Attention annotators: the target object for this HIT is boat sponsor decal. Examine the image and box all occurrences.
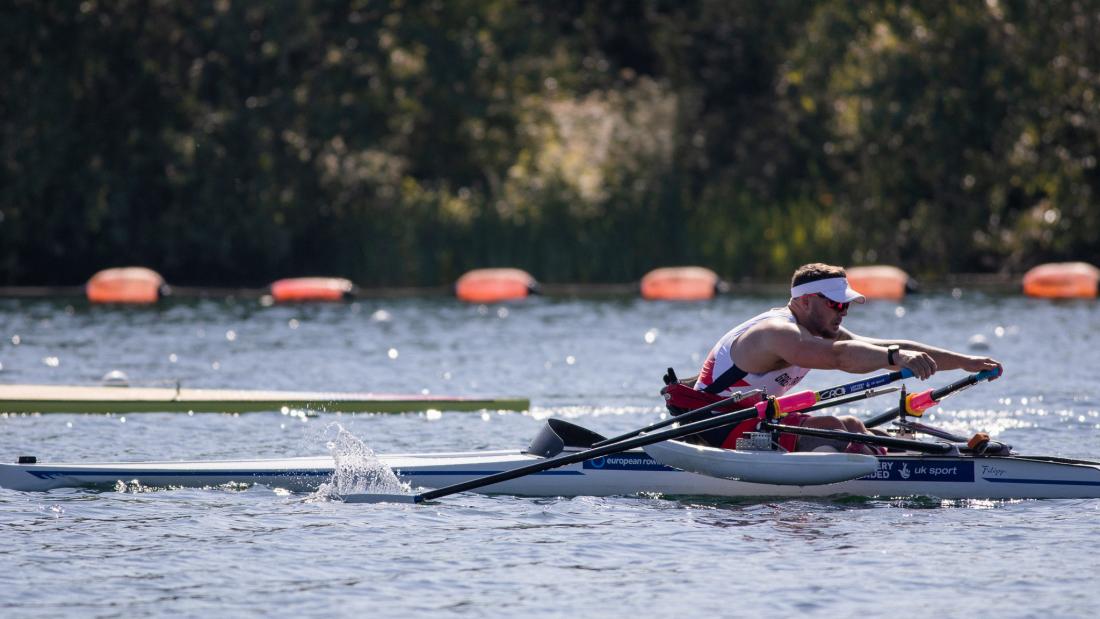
[583,453,675,471]
[981,464,1008,479]
[818,386,849,399]
[861,459,974,482]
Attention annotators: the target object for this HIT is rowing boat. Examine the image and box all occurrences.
[5,420,1100,499]
[7,370,1094,501]
[4,445,1099,500]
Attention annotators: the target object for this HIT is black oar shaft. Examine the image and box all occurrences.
[590,392,754,448]
[413,387,894,502]
[758,422,953,454]
[415,409,757,502]
[897,421,970,443]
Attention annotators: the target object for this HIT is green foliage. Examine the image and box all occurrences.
[1,0,1097,285]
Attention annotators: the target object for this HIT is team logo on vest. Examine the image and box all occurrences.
[771,372,805,391]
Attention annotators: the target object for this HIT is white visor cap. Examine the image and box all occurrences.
[790,277,866,304]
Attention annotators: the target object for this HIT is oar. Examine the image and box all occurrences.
[591,369,913,447]
[586,390,761,449]
[757,420,955,454]
[864,368,1002,429]
[589,389,763,448]
[344,381,901,504]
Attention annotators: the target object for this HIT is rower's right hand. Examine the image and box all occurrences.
[961,356,1002,376]
[898,349,937,380]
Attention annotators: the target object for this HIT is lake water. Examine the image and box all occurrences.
[2,293,1099,617]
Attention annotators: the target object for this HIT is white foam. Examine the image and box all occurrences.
[311,423,410,501]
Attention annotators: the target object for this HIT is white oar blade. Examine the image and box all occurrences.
[342,493,420,504]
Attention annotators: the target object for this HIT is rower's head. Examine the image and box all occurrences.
[788,263,866,337]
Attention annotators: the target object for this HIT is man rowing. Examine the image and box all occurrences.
[669,263,1002,454]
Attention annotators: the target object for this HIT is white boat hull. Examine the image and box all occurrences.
[5,448,1100,500]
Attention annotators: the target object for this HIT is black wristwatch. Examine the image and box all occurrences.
[887,344,900,365]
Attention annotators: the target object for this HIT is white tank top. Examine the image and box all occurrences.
[693,307,811,397]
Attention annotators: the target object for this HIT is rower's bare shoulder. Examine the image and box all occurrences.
[741,317,803,347]
[733,319,794,371]
[760,320,841,368]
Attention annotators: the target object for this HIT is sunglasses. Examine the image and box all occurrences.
[815,293,850,312]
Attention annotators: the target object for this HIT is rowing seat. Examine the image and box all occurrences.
[660,368,767,447]
[660,368,757,416]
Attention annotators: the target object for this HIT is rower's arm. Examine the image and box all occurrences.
[764,323,906,374]
[843,328,1002,374]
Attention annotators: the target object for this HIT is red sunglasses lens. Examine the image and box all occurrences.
[817,294,849,311]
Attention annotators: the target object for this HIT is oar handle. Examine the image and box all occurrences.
[930,368,1000,400]
[865,368,1001,429]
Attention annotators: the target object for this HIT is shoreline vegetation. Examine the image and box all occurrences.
[4,2,1099,287]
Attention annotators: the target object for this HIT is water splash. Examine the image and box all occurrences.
[311,423,410,501]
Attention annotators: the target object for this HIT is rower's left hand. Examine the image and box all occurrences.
[962,356,1002,376]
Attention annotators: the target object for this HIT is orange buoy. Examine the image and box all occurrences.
[640,267,720,301]
[455,268,537,303]
[270,277,356,303]
[1022,262,1099,299]
[846,265,909,300]
[86,267,167,304]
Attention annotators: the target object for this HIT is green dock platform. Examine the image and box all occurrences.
[0,384,529,414]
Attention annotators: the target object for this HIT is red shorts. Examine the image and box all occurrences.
[720,412,812,452]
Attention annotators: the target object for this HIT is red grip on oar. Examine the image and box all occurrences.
[755,390,818,418]
[904,389,937,415]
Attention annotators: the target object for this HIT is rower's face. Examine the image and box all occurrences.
[809,294,848,337]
